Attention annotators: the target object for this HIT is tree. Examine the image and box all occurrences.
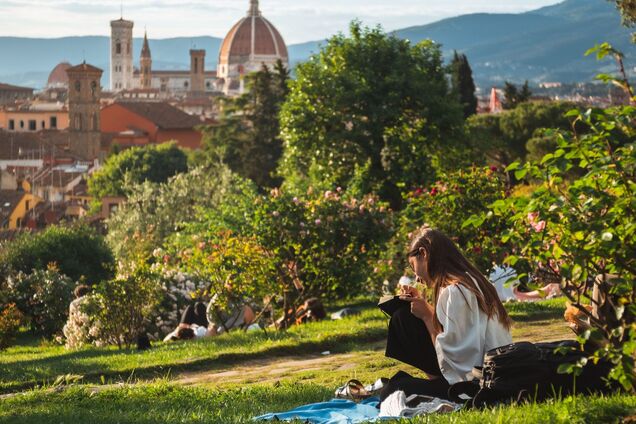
[0,223,114,284]
[278,22,463,208]
[450,51,478,118]
[88,142,188,202]
[502,81,532,109]
[202,60,289,189]
[466,101,575,166]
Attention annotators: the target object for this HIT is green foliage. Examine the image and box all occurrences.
[172,186,394,313]
[502,81,532,110]
[201,61,289,189]
[84,264,163,349]
[106,165,237,262]
[378,167,510,284]
[279,21,463,208]
[6,265,75,338]
[466,101,576,166]
[0,224,114,284]
[0,303,22,350]
[489,104,636,390]
[450,51,478,118]
[88,142,188,202]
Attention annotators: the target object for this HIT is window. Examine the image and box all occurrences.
[50,116,57,129]
[92,113,98,131]
[25,200,30,211]
[116,40,121,54]
[8,119,14,130]
[75,80,81,92]
[20,120,24,129]
[184,81,189,88]
[28,120,36,131]
[194,57,198,72]
[16,218,22,228]
[75,114,82,131]
[91,81,97,97]
[41,120,45,129]
[206,81,211,89]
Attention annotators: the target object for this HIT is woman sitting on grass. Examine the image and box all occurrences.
[382,226,513,400]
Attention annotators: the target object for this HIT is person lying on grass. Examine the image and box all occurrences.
[163,301,256,341]
[381,225,513,401]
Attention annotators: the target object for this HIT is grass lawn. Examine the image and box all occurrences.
[0,298,634,423]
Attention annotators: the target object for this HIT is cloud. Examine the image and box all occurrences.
[0,0,562,43]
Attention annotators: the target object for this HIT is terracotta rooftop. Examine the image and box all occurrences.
[0,189,26,227]
[66,62,103,74]
[114,101,202,129]
[0,83,33,92]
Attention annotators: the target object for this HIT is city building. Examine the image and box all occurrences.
[66,62,103,161]
[100,101,203,149]
[110,17,135,91]
[0,83,34,106]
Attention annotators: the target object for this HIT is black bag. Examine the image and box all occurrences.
[377,295,411,317]
[448,340,614,408]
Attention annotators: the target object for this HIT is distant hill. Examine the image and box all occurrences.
[0,0,633,89]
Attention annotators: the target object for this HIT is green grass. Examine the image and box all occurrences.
[0,383,633,424]
[1,297,632,423]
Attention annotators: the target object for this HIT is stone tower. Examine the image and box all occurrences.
[66,62,103,161]
[140,31,152,89]
[110,17,134,91]
[190,49,206,93]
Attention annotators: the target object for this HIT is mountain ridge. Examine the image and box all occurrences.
[0,0,633,89]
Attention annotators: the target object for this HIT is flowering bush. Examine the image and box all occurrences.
[377,166,511,285]
[62,295,98,349]
[486,105,635,390]
[7,265,75,338]
[82,264,163,349]
[0,303,22,350]
[170,186,394,319]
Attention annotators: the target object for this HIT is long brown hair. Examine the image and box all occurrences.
[407,226,512,331]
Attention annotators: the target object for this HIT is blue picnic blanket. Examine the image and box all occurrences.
[254,397,392,424]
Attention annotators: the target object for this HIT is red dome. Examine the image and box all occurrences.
[219,4,288,64]
[47,62,72,87]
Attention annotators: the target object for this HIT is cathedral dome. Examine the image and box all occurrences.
[47,62,72,88]
[218,0,288,73]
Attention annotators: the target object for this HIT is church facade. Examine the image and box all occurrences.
[108,0,288,97]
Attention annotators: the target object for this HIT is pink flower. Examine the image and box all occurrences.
[197,242,206,250]
[324,191,333,199]
[429,188,438,196]
[490,166,498,172]
[336,187,343,193]
[527,212,539,224]
[532,220,546,232]
[272,211,280,217]
[293,197,300,204]
[414,188,423,196]
[315,219,322,226]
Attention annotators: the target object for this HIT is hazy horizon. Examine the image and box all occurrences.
[0,0,563,44]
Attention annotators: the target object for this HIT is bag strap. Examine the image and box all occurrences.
[447,380,480,405]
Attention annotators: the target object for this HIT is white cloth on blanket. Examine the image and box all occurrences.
[434,274,513,385]
[379,390,460,417]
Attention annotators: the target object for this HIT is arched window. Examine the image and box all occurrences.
[116,39,121,54]
[184,81,189,88]
[75,80,81,92]
[91,81,97,97]
[194,58,198,72]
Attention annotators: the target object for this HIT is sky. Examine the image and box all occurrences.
[0,0,564,44]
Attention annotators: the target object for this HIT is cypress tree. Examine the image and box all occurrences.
[450,51,478,118]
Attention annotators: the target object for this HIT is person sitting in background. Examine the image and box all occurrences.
[206,295,256,336]
[164,302,210,341]
[490,264,561,302]
[274,297,327,329]
[63,284,93,349]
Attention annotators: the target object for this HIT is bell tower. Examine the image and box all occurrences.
[190,49,206,93]
[110,17,134,91]
[66,62,103,161]
[140,31,152,89]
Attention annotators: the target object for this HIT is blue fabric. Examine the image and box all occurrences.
[254,397,389,424]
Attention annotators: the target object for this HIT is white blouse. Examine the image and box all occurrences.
[434,278,512,385]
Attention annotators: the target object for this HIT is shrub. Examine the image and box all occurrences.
[0,224,114,284]
[6,265,75,338]
[0,303,22,350]
[486,105,635,390]
[378,166,511,285]
[83,264,162,348]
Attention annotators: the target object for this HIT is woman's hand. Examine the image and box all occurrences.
[400,296,434,322]
[399,285,421,299]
